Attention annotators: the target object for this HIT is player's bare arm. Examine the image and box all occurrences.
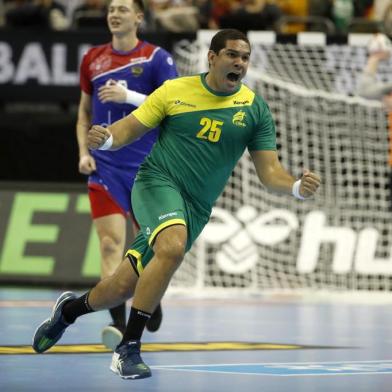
[98,80,147,106]
[98,82,127,103]
[76,92,96,174]
[87,114,151,150]
[250,150,320,198]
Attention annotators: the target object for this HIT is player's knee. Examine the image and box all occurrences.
[155,237,186,267]
[153,225,187,269]
[100,235,122,257]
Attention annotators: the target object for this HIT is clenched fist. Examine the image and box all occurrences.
[79,154,96,175]
[88,125,112,150]
[299,170,321,198]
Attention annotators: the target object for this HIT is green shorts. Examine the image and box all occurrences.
[126,177,209,274]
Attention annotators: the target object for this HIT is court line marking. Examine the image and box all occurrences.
[0,341,346,355]
[152,359,392,377]
[151,367,392,377]
[154,359,392,367]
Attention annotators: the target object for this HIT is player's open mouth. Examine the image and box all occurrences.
[227,72,240,82]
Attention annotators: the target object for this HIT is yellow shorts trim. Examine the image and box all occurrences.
[126,249,144,275]
[149,218,186,246]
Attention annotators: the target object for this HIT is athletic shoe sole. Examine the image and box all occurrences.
[102,325,123,351]
[32,291,75,353]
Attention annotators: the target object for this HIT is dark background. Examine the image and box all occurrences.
[0,29,195,184]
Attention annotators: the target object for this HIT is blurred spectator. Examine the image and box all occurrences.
[56,0,85,21]
[331,0,375,33]
[277,0,308,18]
[219,0,283,32]
[354,0,374,19]
[384,3,392,36]
[208,0,241,29]
[72,0,107,28]
[331,0,353,32]
[148,0,199,32]
[72,0,107,15]
[5,0,68,29]
[357,33,392,107]
[195,0,212,29]
[277,0,375,33]
[0,0,5,27]
[308,0,332,18]
[374,0,390,20]
[276,0,309,32]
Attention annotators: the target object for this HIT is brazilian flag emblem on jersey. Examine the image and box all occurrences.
[233,110,246,127]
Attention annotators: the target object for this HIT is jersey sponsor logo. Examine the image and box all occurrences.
[232,111,246,127]
[131,66,143,77]
[233,100,249,105]
[89,54,112,77]
[159,212,178,220]
[129,56,147,64]
[174,99,196,108]
[167,57,174,66]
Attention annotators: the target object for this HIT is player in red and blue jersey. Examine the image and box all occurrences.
[75,0,178,350]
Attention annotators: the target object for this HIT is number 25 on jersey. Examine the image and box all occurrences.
[196,117,223,143]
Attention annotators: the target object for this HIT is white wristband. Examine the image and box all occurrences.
[98,134,113,150]
[125,89,146,107]
[292,179,306,200]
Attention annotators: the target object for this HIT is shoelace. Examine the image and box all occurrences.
[45,318,68,338]
[118,346,141,365]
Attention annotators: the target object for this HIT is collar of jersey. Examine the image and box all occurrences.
[111,40,143,56]
[200,72,241,97]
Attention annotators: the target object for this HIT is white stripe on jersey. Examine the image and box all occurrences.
[91,47,161,82]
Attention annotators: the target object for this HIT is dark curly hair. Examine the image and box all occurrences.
[209,29,250,54]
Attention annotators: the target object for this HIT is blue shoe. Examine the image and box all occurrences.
[146,303,162,333]
[32,291,76,353]
[110,340,151,379]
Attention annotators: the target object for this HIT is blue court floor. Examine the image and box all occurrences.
[1,287,392,391]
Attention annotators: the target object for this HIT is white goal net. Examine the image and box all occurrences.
[169,31,392,298]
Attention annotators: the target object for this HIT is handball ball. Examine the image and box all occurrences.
[367,33,392,55]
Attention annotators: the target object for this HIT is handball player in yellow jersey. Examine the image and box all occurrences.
[33,29,321,380]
